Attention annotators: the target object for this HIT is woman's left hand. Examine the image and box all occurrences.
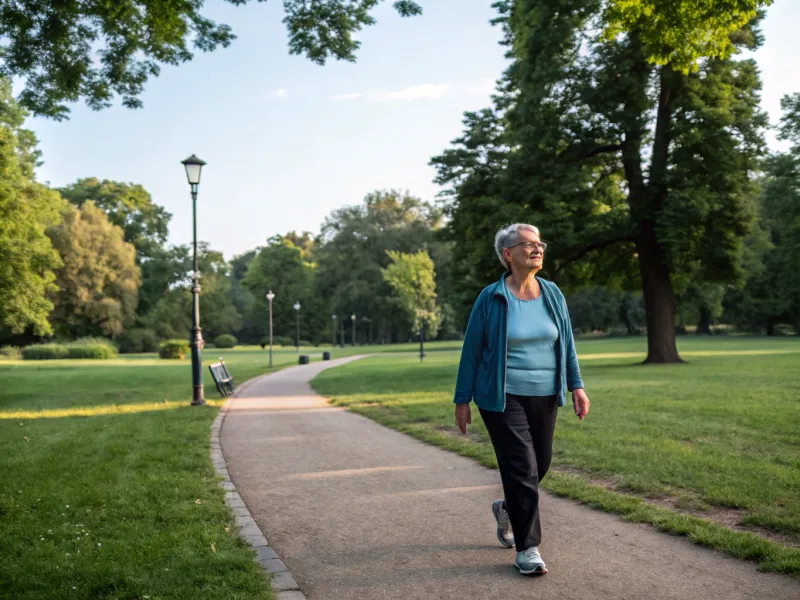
[572,388,590,420]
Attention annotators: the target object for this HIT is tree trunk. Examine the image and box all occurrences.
[766,318,774,336]
[637,223,683,363]
[696,306,712,335]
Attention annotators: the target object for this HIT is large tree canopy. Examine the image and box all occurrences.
[1,0,773,119]
[0,0,422,119]
[59,178,171,261]
[0,79,63,336]
[47,201,141,338]
[433,0,767,362]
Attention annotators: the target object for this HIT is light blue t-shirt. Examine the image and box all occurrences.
[503,280,559,396]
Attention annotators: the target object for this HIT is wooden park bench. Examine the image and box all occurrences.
[208,358,234,397]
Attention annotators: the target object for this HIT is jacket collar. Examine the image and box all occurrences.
[491,272,549,298]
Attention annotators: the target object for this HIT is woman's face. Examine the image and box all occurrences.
[503,229,545,274]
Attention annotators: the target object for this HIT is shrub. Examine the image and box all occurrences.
[0,346,21,360]
[203,342,216,349]
[273,336,294,347]
[299,339,313,348]
[159,339,189,359]
[118,328,160,354]
[22,343,69,360]
[66,338,118,359]
[213,334,237,348]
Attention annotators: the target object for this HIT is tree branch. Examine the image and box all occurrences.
[554,233,636,273]
[558,142,623,162]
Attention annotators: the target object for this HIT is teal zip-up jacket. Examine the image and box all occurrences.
[453,274,584,412]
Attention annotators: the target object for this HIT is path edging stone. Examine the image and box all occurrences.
[210,373,305,600]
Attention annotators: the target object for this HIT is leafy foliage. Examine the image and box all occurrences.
[46,201,141,339]
[59,178,171,261]
[433,0,768,361]
[0,0,422,119]
[213,333,238,348]
[159,339,189,360]
[382,249,441,335]
[0,80,63,336]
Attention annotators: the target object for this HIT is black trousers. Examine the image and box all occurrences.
[480,393,558,551]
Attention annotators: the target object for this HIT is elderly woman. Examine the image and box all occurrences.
[453,223,589,576]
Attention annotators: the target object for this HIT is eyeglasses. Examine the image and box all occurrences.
[506,241,547,252]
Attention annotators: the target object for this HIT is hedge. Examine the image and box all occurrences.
[22,338,117,360]
[0,346,22,360]
[159,339,189,359]
[213,334,237,348]
[118,328,160,354]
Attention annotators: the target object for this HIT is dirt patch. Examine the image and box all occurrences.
[551,466,800,549]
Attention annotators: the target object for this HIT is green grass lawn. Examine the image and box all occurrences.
[0,341,452,599]
[312,336,800,575]
[0,344,333,600]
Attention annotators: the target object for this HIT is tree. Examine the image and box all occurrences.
[140,243,242,341]
[59,178,171,261]
[381,249,441,337]
[314,190,444,343]
[0,0,423,119]
[725,94,800,334]
[0,79,63,337]
[242,235,320,343]
[47,201,141,338]
[433,1,767,363]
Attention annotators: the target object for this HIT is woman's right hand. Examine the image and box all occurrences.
[455,403,471,434]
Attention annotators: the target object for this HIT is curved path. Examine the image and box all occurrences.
[220,356,798,600]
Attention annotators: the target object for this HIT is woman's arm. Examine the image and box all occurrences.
[453,292,486,404]
[560,291,584,392]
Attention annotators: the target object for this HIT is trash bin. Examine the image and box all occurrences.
[322,351,331,361]
[299,355,310,365]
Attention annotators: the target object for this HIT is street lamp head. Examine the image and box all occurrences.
[181,154,206,186]
[266,290,275,301]
[332,314,337,320]
[351,314,356,321]
[294,301,301,311]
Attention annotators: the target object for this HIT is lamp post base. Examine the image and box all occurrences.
[191,385,206,406]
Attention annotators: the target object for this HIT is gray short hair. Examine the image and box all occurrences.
[494,223,541,270]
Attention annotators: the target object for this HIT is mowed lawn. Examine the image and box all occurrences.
[312,336,800,575]
[0,345,349,600]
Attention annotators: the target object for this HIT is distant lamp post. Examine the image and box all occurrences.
[362,316,372,346]
[266,290,275,368]
[351,314,357,346]
[419,320,425,362]
[331,314,337,347]
[294,301,301,352]
[181,154,207,406]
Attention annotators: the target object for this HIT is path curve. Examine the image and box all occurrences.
[220,356,798,600]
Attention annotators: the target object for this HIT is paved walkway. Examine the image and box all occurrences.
[220,357,798,600]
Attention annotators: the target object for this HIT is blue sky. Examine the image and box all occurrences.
[28,0,800,260]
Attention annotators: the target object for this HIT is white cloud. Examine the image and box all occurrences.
[369,83,451,102]
[330,92,361,101]
[271,88,287,99]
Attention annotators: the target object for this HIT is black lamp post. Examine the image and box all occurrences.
[266,290,275,368]
[362,316,372,346]
[331,314,337,347]
[181,154,207,406]
[351,313,357,346]
[294,301,301,352]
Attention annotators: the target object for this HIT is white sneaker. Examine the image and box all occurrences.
[515,546,547,575]
[491,500,514,548]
